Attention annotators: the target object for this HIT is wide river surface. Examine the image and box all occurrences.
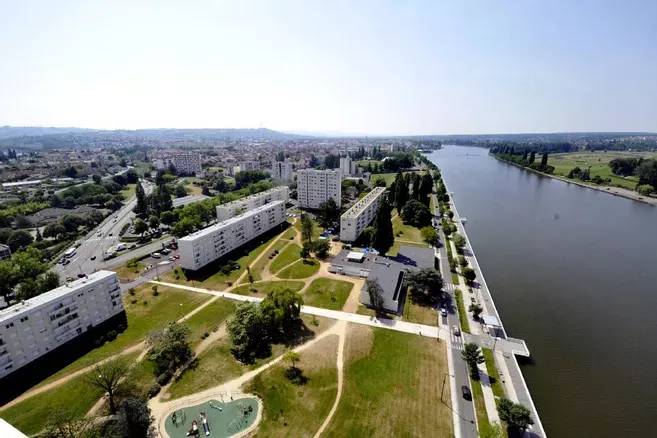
[427,145,657,438]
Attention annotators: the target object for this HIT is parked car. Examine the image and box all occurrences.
[151,252,161,259]
[441,308,447,317]
[90,255,96,261]
[161,248,171,255]
[129,243,137,249]
[97,231,102,237]
[63,259,71,266]
[58,258,66,264]
[174,254,180,260]
[108,232,113,236]
[461,385,472,401]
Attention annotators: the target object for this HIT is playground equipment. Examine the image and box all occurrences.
[226,401,254,433]
[172,409,187,428]
[186,420,199,437]
[200,411,210,436]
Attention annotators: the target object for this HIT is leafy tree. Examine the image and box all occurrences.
[148,215,160,230]
[540,152,549,166]
[637,184,654,196]
[362,226,376,246]
[134,181,148,216]
[393,172,409,212]
[14,215,32,228]
[462,342,484,377]
[420,226,440,246]
[174,184,189,198]
[148,322,193,376]
[463,267,477,285]
[312,239,330,259]
[0,228,13,244]
[497,397,534,435]
[284,350,301,369]
[234,170,269,188]
[65,166,78,178]
[400,200,432,228]
[275,151,285,162]
[171,217,196,238]
[228,302,271,362]
[61,214,85,232]
[365,278,385,313]
[201,185,211,196]
[160,210,175,229]
[92,174,102,185]
[260,288,304,333]
[125,169,139,184]
[7,229,33,252]
[417,173,434,203]
[521,150,528,161]
[528,151,536,164]
[113,174,127,186]
[0,263,17,304]
[113,398,156,438]
[300,244,310,261]
[300,213,314,243]
[458,255,468,267]
[309,155,319,168]
[372,196,394,255]
[134,219,149,237]
[324,153,340,169]
[35,227,43,242]
[318,198,340,228]
[373,176,387,187]
[452,234,466,253]
[469,303,483,319]
[84,358,130,414]
[404,267,444,305]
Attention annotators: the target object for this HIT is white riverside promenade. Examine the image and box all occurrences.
[443,179,547,437]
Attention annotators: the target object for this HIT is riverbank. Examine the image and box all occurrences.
[491,155,657,206]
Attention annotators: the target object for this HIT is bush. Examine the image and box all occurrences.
[143,300,148,306]
[157,371,173,386]
[106,330,118,341]
[131,299,137,304]
[119,222,130,236]
[128,288,136,296]
[147,384,161,398]
[95,336,106,347]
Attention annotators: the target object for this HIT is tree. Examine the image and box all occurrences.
[393,172,409,212]
[7,230,33,252]
[134,219,149,237]
[228,302,271,362]
[420,226,440,246]
[463,267,477,285]
[65,166,78,178]
[148,215,160,230]
[452,234,466,253]
[300,244,310,261]
[43,223,66,239]
[373,176,387,187]
[113,398,156,438]
[372,196,394,255]
[61,214,85,232]
[84,358,130,414]
[300,213,314,243]
[521,150,528,161]
[417,173,434,203]
[462,342,484,376]
[318,198,340,228]
[365,278,385,313]
[43,407,94,438]
[35,227,43,242]
[284,350,301,369]
[497,397,534,435]
[528,151,536,164]
[309,155,319,168]
[125,169,139,184]
[362,226,376,246]
[637,184,654,196]
[148,322,193,376]
[174,184,189,198]
[113,174,127,186]
[400,200,432,228]
[469,303,483,319]
[404,267,444,305]
[201,185,211,196]
[0,227,13,244]
[171,217,196,238]
[160,210,175,229]
[14,215,32,228]
[540,152,549,166]
[312,239,330,259]
[275,151,285,162]
[0,263,18,304]
[134,181,148,216]
[260,288,304,333]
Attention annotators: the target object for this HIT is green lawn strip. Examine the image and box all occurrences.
[242,335,339,437]
[482,348,505,398]
[244,239,291,283]
[388,240,428,257]
[403,293,438,326]
[232,281,305,298]
[183,298,237,348]
[36,285,210,386]
[120,183,136,200]
[277,259,320,279]
[323,326,453,437]
[121,354,158,397]
[376,171,425,187]
[269,243,302,274]
[392,215,423,242]
[281,228,296,239]
[303,278,354,310]
[471,378,491,430]
[454,289,471,334]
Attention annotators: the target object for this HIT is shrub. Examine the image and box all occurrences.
[157,371,173,386]
[128,288,136,296]
[143,300,148,306]
[106,330,118,341]
[131,299,137,304]
[147,384,161,398]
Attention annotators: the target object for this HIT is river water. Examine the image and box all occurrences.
[427,145,657,438]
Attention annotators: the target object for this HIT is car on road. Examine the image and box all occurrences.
[97,231,102,237]
[58,258,66,264]
[174,254,180,260]
[151,252,161,259]
[169,256,175,261]
[77,273,85,278]
[161,248,171,255]
[441,308,447,317]
[108,232,113,236]
[129,243,137,249]
[452,325,461,336]
[63,259,71,266]
[461,385,472,400]
[90,255,96,260]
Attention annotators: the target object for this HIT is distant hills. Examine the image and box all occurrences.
[0,126,93,140]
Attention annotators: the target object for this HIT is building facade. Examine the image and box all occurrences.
[155,153,202,175]
[297,169,341,209]
[339,186,386,242]
[271,162,293,182]
[180,201,286,271]
[216,186,289,221]
[238,161,260,172]
[0,244,11,261]
[339,156,358,176]
[0,271,123,379]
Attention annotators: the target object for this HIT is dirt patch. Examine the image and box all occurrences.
[344,323,374,363]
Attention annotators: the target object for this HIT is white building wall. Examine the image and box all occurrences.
[238,161,260,172]
[297,169,341,209]
[340,157,352,176]
[271,162,293,182]
[216,187,288,221]
[154,153,201,174]
[340,187,386,242]
[0,271,123,378]
[180,201,286,271]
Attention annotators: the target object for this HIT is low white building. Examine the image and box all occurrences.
[179,200,286,271]
[216,186,289,221]
[339,187,386,242]
[155,153,202,175]
[297,169,341,209]
[238,161,260,172]
[0,271,123,379]
[271,161,293,182]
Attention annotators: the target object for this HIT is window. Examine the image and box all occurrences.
[5,322,14,329]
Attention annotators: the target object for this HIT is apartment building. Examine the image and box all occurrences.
[271,161,293,182]
[297,169,341,209]
[238,161,260,172]
[180,201,286,271]
[0,271,123,379]
[339,156,358,176]
[339,187,386,242]
[155,153,202,175]
[216,186,289,221]
[0,244,11,261]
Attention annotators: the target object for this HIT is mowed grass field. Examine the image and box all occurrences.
[549,152,656,189]
[376,170,426,187]
[303,278,354,310]
[323,324,453,438]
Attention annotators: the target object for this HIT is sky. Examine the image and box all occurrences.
[1,0,656,135]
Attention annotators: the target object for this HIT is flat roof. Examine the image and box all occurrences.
[346,251,365,261]
[331,249,377,270]
[0,270,117,323]
[172,195,210,208]
[394,245,435,269]
[482,315,501,327]
[364,261,406,302]
[341,187,386,219]
[217,186,287,208]
[180,200,284,242]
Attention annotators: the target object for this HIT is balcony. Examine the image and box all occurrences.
[0,348,8,358]
[50,304,78,321]
[55,318,80,336]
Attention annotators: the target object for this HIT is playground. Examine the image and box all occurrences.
[163,398,259,438]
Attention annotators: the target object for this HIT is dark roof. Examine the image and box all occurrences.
[331,249,377,270]
[366,261,406,302]
[394,245,435,269]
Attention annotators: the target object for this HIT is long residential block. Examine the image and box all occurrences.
[297,169,341,209]
[180,200,286,271]
[0,271,123,379]
[216,186,289,221]
[340,186,386,241]
[154,153,201,175]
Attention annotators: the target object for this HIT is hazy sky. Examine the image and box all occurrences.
[1,0,656,135]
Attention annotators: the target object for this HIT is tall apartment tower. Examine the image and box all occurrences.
[297,169,341,209]
[271,162,293,182]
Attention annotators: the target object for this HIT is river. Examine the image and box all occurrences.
[427,145,657,438]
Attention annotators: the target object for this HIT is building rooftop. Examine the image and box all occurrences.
[217,186,287,208]
[180,200,284,241]
[332,249,378,270]
[366,261,406,303]
[394,245,435,269]
[172,195,211,208]
[342,187,386,219]
[0,270,117,323]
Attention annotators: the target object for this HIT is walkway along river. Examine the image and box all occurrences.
[427,145,657,438]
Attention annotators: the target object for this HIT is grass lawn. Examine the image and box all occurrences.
[277,259,320,279]
[482,348,505,399]
[471,378,490,430]
[403,293,439,326]
[323,325,453,437]
[281,228,296,239]
[269,243,302,274]
[355,305,399,320]
[243,239,291,283]
[232,280,305,297]
[392,215,424,242]
[188,185,203,195]
[120,354,158,398]
[549,151,656,189]
[242,335,339,437]
[376,170,426,187]
[182,298,237,347]
[303,278,354,310]
[113,263,143,281]
[293,217,324,241]
[38,284,210,385]
[454,289,471,334]
[120,183,136,200]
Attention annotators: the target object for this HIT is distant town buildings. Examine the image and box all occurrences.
[179,200,286,271]
[340,187,386,242]
[238,161,260,172]
[0,244,11,261]
[215,186,288,221]
[271,162,293,182]
[0,271,123,379]
[155,153,202,175]
[297,169,341,209]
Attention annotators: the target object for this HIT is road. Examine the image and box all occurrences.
[53,179,153,279]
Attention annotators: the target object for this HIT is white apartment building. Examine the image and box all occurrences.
[297,169,342,209]
[155,153,202,175]
[0,271,123,379]
[339,156,358,176]
[271,161,293,182]
[340,187,386,242]
[180,201,286,271]
[216,186,289,221]
[238,161,260,172]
